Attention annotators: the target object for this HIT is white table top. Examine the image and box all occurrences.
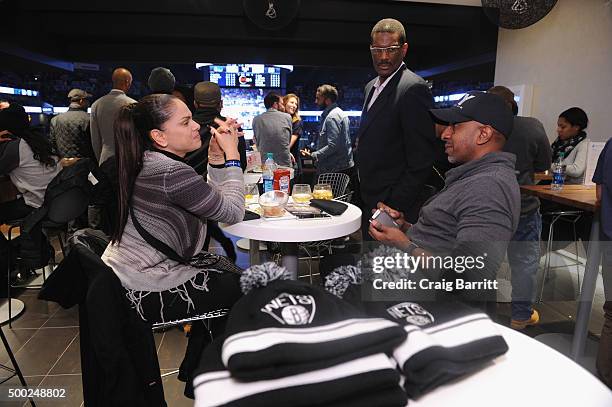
[412,324,612,407]
[221,202,362,243]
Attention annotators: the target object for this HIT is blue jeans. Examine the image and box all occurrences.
[507,210,542,320]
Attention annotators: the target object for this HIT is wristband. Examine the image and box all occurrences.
[224,160,241,168]
[210,163,225,169]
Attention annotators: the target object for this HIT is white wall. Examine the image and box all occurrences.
[494,0,612,142]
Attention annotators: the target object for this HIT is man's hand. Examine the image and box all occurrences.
[373,202,411,232]
[0,130,13,142]
[368,220,411,250]
[300,148,312,157]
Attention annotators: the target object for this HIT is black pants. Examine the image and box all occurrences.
[597,235,612,389]
[0,199,46,289]
[137,264,242,399]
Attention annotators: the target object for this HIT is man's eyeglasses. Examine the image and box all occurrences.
[369,45,403,55]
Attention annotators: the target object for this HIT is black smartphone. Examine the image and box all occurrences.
[369,209,399,228]
[295,212,332,220]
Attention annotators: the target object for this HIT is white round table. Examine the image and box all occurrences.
[412,324,612,407]
[221,203,362,278]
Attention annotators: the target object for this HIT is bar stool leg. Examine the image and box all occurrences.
[6,224,17,329]
[0,326,36,406]
[539,216,557,302]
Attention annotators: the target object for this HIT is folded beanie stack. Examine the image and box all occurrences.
[193,263,408,407]
[326,263,509,399]
[194,337,406,407]
[360,298,508,398]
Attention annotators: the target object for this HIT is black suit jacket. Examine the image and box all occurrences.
[355,65,442,222]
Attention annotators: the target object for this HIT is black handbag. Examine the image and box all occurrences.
[309,199,348,216]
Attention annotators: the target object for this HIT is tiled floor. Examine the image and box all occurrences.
[0,232,609,406]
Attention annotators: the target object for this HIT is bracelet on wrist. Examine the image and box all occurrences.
[224,160,241,168]
[210,163,225,169]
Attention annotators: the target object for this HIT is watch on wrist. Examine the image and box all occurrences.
[406,241,420,256]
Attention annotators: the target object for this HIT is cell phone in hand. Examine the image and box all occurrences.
[369,209,399,229]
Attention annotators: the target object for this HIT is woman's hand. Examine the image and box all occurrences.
[208,135,225,165]
[211,117,240,161]
[224,117,244,138]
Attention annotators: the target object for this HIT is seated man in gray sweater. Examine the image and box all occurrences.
[369,92,521,305]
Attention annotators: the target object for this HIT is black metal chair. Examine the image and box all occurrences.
[298,172,354,283]
[6,187,90,327]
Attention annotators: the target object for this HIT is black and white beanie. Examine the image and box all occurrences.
[221,263,407,381]
[193,336,407,407]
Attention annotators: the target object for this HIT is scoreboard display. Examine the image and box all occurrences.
[209,64,281,88]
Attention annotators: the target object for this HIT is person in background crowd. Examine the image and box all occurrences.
[49,88,94,160]
[301,84,354,181]
[369,92,520,310]
[355,18,441,239]
[148,66,176,95]
[252,92,292,167]
[283,93,303,172]
[551,107,589,184]
[0,103,61,276]
[488,85,552,330]
[102,93,244,328]
[185,81,246,262]
[592,137,612,389]
[90,67,136,164]
[173,84,195,113]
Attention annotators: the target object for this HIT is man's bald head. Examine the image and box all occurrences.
[112,68,133,92]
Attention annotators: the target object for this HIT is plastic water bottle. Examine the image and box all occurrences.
[551,152,565,191]
[262,153,276,193]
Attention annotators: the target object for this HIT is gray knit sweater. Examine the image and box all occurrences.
[102,151,244,292]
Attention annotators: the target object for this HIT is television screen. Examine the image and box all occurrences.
[209,64,281,88]
[220,88,272,140]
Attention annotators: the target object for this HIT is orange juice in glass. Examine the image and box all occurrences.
[312,184,333,200]
[292,184,312,205]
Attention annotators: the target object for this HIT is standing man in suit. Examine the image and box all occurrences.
[90,67,136,164]
[355,18,441,238]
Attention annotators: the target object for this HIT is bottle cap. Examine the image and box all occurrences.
[266,152,273,159]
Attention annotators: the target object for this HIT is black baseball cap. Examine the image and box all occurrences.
[429,91,513,138]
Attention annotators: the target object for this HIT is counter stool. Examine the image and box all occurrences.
[538,210,585,302]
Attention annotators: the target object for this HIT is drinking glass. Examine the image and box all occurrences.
[244,183,260,206]
[312,184,333,200]
[292,184,312,205]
